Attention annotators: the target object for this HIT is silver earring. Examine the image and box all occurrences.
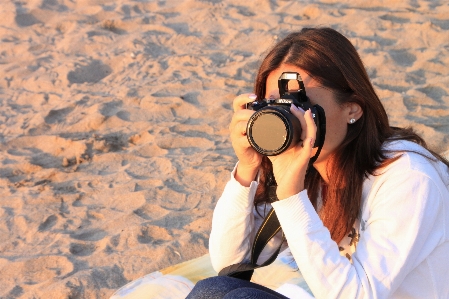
[349,118,356,124]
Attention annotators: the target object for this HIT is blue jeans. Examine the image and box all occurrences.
[186,276,289,299]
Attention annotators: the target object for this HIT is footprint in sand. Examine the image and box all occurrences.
[14,3,41,28]
[417,85,448,102]
[137,225,171,245]
[405,69,426,85]
[99,100,123,117]
[389,49,416,67]
[379,14,410,24]
[69,243,96,256]
[431,18,449,30]
[150,212,193,230]
[70,229,107,242]
[133,204,170,220]
[5,286,24,298]
[44,107,74,124]
[38,215,58,232]
[67,60,112,84]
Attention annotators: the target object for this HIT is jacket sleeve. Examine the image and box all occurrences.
[271,160,444,299]
[208,164,259,272]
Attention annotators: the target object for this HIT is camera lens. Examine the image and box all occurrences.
[247,107,300,156]
[251,113,287,151]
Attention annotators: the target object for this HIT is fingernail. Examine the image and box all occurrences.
[291,104,299,110]
[249,94,257,100]
[310,137,314,146]
[308,109,313,117]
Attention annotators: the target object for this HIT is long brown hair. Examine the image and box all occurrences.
[253,27,449,243]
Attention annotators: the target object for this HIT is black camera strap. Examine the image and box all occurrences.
[218,186,284,281]
[309,105,326,165]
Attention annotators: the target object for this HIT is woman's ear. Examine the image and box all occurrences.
[346,102,363,124]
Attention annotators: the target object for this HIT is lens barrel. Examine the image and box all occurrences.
[246,106,301,156]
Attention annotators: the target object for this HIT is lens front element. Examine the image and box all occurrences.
[247,107,296,156]
[251,113,287,152]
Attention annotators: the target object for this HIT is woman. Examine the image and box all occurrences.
[187,28,449,298]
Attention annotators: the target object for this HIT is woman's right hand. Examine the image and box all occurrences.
[229,94,263,186]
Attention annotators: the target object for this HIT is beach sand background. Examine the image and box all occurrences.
[0,0,448,298]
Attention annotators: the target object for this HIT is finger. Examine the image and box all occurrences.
[302,109,317,151]
[236,120,249,137]
[233,134,252,149]
[229,109,255,131]
[230,125,252,150]
[290,105,307,141]
[233,94,258,112]
[230,120,249,143]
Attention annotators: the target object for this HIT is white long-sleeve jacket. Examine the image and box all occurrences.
[209,140,449,298]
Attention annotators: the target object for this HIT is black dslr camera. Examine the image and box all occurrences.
[246,72,326,156]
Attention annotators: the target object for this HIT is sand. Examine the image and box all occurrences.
[0,0,448,298]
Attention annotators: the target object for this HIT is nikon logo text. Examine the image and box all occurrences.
[278,99,292,104]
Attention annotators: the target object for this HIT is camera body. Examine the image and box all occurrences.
[246,72,326,156]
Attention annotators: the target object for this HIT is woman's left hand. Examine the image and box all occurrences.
[268,105,317,200]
